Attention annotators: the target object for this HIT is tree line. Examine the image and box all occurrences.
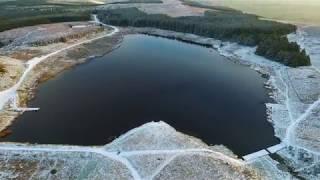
[96,8,310,67]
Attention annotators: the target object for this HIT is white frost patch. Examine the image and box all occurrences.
[248,155,292,180]
[0,143,141,179]
[283,26,320,154]
[0,122,251,180]
[208,24,320,178]
[72,25,89,28]
[213,25,320,157]
[216,42,281,69]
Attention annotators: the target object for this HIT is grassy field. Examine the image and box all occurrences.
[184,0,320,25]
[0,0,166,32]
[180,0,239,12]
[0,0,95,32]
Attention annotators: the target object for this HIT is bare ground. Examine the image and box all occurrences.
[0,21,124,134]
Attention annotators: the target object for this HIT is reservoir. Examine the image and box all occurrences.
[1,34,279,156]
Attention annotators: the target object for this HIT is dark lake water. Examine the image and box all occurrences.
[2,34,279,156]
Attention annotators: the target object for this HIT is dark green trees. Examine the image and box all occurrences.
[97,8,310,67]
[256,36,310,67]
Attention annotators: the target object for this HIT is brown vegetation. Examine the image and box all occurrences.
[30,27,104,46]
[0,63,6,74]
[0,129,12,138]
[9,50,42,61]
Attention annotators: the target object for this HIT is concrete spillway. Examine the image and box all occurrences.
[242,143,286,162]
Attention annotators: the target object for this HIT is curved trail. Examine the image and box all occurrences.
[282,67,320,157]
[0,16,246,179]
[277,68,294,127]
[0,17,119,111]
[0,144,244,180]
[283,29,320,153]
[0,145,141,179]
[278,61,320,154]
[3,13,319,179]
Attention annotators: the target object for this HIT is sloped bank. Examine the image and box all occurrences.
[0,19,262,179]
[1,15,319,179]
[124,27,320,179]
[0,22,123,134]
[0,122,260,179]
[3,24,318,178]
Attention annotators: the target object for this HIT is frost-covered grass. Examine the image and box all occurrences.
[0,15,119,111]
[0,122,256,180]
[210,25,320,179]
[180,0,239,12]
[155,23,320,178]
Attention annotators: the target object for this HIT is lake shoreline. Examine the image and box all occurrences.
[0,27,273,140]
[0,20,320,178]
[0,24,125,135]
[0,24,317,146]
[0,26,301,146]
[127,27,320,179]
